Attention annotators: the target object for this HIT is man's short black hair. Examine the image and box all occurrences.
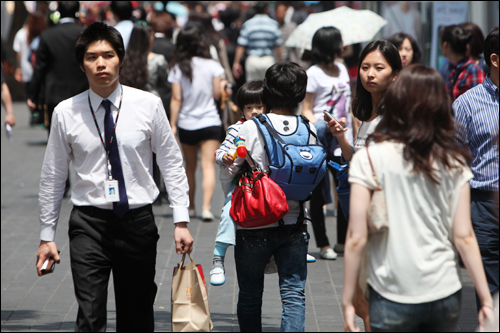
[255,2,268,14]
[110,1,133,21]
[58,1,80,19]
[74,22,125,67]
[263,62,307,113]
[484,27,499,68]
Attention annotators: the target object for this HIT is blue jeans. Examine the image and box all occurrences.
[471,189,499,310]
[235,224,308,332]
[369,287,461,332]
[215,184,237,246]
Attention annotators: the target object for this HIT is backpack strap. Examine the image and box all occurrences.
[256,114,287,145]
[300,115,318,142]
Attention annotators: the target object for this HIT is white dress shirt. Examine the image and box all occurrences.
[39,84,190,241]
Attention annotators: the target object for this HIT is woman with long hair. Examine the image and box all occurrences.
[168,25,224,221]
[302,26,353,260]
[328,40,402,162]
[327,40,402,331]
[342,64,494,332]
[119,25,150,90]
[14,11,48,85]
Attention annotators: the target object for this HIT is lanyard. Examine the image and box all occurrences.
[88,87,124,180]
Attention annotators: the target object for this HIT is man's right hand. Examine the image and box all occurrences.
[14,68,23,82]
[36,240,60,277]
[27,98,37,113]
[232,63,243,79]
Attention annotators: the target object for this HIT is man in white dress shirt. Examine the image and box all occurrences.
[35,22,193,332]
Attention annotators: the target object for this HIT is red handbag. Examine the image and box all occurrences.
[230,170,289,228]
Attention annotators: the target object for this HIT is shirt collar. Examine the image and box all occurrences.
[115,20,134,28]
[483,74,499,97]
[451,56,473,70]
[59,18,75,24]
[88,84,122,113]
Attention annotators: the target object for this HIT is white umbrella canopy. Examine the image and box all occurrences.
[285,6,387,50]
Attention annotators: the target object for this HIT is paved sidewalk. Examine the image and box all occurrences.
[2,102,479,331]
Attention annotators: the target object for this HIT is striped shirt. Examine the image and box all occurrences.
[237,14,282,57]
[453,74,499,191]
[216,118,246,167]
[216,118,246,195]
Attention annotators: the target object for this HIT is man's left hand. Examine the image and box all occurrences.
[174,222,193,254]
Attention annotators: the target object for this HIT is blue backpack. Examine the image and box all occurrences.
[253,114,327,201]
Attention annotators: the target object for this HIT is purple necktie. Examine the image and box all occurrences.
[102,99,129,217]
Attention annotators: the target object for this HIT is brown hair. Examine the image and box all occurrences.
[27,12,48,45]
[368,64,472,185]
[150,11,174,38]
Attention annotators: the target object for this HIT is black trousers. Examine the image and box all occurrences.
[310,156,348,248]
[69,205,159,332]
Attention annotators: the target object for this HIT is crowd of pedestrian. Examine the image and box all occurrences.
[1,1,498,332]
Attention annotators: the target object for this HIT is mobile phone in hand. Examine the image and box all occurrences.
[41,251,60,276]
[323,110,344,131]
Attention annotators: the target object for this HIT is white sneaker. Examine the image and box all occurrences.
[189,209,196,218]
[202,210,214,221]
[320,248,338,260]
[210,267,225,286]
[307,254,316,263]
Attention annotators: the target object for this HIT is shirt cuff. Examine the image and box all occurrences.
[40,223,57,242]
[172,207,190,224]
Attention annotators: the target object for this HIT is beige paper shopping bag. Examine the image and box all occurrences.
[171,253,213,332]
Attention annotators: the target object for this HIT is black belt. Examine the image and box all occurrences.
[74,204,152,219]
[471,189,499,201]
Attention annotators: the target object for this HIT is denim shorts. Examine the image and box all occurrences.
[369,286,461,332]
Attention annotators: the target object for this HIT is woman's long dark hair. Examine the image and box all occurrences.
[368,64,472,185]
[169,25,211,82]
[352,40,402,121]
[119,24,151,89]
[310,26,343,66]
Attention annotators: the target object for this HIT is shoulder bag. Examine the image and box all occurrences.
[366,146,389,233]
[230,154,289,228]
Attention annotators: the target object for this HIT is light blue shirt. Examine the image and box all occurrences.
[237,14,282,57]
[114,20,134,50]
[453,74,499,191]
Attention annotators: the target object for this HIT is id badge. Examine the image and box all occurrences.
[105,180,120,202]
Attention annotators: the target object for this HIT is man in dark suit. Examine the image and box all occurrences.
[150,10,175,63]
[28,1,88,136]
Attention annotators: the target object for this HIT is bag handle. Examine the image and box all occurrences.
[178,253,195,269]
[366,146,379,187]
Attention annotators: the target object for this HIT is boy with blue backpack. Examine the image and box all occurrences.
[225,62,327,332]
